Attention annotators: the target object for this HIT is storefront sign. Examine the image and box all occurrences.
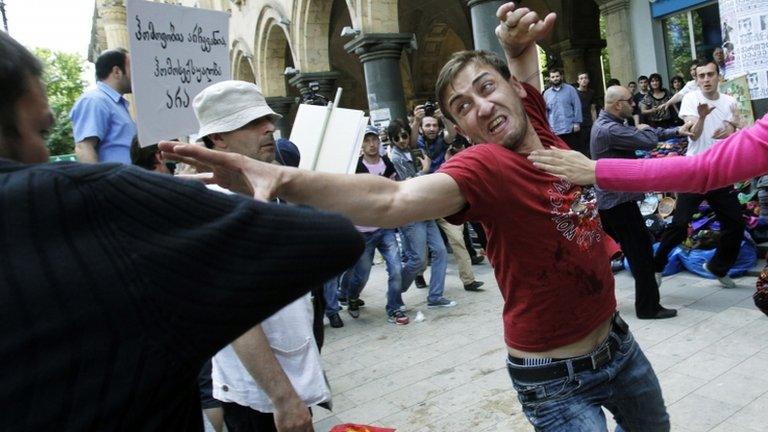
[126,0,230,146]
[720,0,768,100]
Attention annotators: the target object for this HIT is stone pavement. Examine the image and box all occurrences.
[312,260,768,432]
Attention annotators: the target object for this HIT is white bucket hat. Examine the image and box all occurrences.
[193,80,282,138]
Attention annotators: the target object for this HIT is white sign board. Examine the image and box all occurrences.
[290,104,368,174]
[720,0,768,100]
[126,0,230,146]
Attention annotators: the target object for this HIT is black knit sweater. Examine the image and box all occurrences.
[0,160,363,431]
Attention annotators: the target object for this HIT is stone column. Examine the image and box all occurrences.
[466,0,505,58]
[595,0,636,86]
[100,4,130,50]
[287,71,341,101]
[345,33,412,123]
[265,96,296,138]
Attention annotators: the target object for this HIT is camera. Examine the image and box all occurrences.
[300,81,329,106]
[423,101,437,117]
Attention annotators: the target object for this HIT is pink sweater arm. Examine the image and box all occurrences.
[596,115,768,193]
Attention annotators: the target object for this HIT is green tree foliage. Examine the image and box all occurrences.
[33,48,86,156]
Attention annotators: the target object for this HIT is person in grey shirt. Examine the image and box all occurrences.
[591,85,692,319]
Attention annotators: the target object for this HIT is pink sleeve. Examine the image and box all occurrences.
[595,115,768,193]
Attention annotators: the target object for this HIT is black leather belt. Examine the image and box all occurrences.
[507,313,629,382]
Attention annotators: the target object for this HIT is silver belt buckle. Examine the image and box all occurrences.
[590,344,612,369]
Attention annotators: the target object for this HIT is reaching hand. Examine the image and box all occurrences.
[696,102,715,119]
[495,2,557,59]
[712,120,735,139]
[527,148,597,185]
[413,105,426,124]
[159,141,282,201]
[418,154,432,173]
[678,121,695,137]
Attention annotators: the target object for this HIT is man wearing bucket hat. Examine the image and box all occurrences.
[194,80,328,432]
[591,85,693,320]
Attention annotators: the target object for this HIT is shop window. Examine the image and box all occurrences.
[661,2,721,79]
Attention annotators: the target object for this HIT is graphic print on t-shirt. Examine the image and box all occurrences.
[548,179,603,251]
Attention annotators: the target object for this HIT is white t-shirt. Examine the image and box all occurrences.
[678,80,698,98]
[679,90,737,156]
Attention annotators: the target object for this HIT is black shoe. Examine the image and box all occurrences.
[637,307,678,320]
[464,280,485,291]
[348,299,361,319]
[471,255,485,265]
[415,275,427,289]
[328,313,344,328]
[610,259,624,273]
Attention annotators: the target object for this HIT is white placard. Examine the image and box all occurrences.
[126,0,230,146]
[290,104,368,174]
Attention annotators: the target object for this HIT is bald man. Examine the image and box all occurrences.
[590,86,692,319]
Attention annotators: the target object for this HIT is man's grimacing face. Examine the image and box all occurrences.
[215,117,277,163]
[443,63,528,152]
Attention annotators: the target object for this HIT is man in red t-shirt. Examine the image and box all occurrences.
[161,3,669,431]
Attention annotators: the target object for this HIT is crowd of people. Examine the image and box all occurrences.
[2,1,765,431]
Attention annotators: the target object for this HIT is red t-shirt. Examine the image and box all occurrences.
[439,83,616,352]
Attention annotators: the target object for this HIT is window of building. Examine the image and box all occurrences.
[661,1,721,79]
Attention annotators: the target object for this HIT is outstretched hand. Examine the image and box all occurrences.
[527,148,597,186]
[495,2,557,59]
[159,141,282,201]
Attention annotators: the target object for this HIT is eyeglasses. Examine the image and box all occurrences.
[393,132,409,141]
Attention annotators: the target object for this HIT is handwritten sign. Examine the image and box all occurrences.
[720,0,768,100]
[126,0,230,147]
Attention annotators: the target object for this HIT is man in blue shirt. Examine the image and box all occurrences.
[543,68,582,151]
[71,48,136,164]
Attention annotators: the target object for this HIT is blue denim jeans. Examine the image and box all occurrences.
[323,275,342,317]
[507,321,669,431]
[348,229,403,316]
[399,220,448,303]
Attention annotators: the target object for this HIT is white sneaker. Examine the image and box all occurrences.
[703,263,737,289]
[655,272,663,288]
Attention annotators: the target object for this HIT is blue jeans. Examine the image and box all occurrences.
[399,220,448,303]
[348,229,403,316]
[507,320,669,431]
[323,275,342,317]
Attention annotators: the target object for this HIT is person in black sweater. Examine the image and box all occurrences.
[0,31,363,431]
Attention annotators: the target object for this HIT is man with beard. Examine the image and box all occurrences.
[71,48,136,164]
[162,3,670,431]
[543,68,582,150]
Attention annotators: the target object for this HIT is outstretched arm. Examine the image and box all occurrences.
[495,2,556,92]
[159,142,467,228]
[528,114,768,193]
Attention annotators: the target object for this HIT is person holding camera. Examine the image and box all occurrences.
[410,104,485,292]
[388,119,456,308]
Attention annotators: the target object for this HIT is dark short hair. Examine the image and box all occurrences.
[648,73,663,83]
[628,81,636,86]
[95,48,129,81]
[130,135,160,170]
[607,78,622,87]
[435,50,511,124]
[548,68,563,76]
[0,31,44,144]
[695,58,719,75]
[577,72,589,78]
[637,75,648,82]
[387,119,411,142]
[670,75,685,86]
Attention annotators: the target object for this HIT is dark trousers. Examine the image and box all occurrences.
[463,223,478,258]
[654,187,745,277]
[576,125,592,157]
[558,132,581,154]
[600,201,661,316]
[222,402,277,432]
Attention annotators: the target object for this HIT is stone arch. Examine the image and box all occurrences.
[293,0,360,72]
[411,22,468,101]
[255,6,297,96]
[328,0,366,110]
[231,38,257,83]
